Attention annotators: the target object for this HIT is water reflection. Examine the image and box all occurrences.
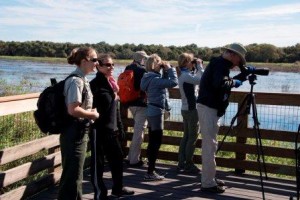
[1,59,300,132]
[1,60,299,94]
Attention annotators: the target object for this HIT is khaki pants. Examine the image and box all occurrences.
[197,103,220,188]
[127,106,147,164]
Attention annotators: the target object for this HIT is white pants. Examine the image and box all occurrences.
[127,106,147,164]
[197,103,220,188]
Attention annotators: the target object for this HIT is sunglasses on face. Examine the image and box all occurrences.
[88,58,98,63]
[101,63,114,67]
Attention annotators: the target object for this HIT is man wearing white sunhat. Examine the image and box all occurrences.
[125,51,149,167]
[196,43,247,193]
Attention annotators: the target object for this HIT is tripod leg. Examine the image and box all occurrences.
[297,147,300,200]
[217,94,251,153]
[296,124,300,200]
[252,94,268,179]
[251,93,267,200]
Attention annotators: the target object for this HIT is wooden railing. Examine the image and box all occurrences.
[1,90,300,199]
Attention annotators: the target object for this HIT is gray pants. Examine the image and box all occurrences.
[178,109,199,168]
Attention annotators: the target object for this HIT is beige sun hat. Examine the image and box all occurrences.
[133,51,149,63]
[222,43,247,64]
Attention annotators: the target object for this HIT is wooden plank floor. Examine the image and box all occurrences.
[30,163,297,200]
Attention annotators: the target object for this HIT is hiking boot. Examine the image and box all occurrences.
[99,196,112,200]
[201,185,225,193]
[128,160,145,167]
[111,187,135,197]
[184,164,201,174]
[215,178,225,186]
[144,171,165,181]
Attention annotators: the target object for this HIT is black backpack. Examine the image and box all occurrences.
[34,74,85,134]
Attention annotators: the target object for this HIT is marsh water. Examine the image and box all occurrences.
[1,59,300,132]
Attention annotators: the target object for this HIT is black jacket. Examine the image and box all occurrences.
[197,56,243,116]
[90,72,124,135]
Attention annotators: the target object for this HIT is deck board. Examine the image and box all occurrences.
[29,163,297,200]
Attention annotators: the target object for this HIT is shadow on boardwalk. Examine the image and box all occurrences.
[30,163,297,200]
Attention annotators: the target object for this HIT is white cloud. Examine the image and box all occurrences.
[0,0,299,47]
[240,3,300,18]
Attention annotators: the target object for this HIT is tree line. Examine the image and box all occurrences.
[0,40,299,63]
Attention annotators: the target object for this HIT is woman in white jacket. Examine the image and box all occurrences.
[176,53,204,174]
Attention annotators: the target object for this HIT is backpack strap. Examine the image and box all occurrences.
[64,74,87,104]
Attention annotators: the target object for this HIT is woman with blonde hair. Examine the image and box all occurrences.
[141,54,178,181]
[176,53,204,174]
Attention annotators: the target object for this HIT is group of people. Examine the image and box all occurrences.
[57,42,248,199]
[58,48,134,200]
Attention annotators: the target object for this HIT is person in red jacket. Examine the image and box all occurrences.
[125,51,149,167]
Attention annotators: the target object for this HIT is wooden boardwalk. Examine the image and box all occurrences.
[29,163,297,200]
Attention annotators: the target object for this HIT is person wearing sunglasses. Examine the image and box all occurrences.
[140,54,178,181]
[58,47,100,200]
[89,54,134,199]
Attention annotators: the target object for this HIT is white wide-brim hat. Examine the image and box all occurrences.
[222,43,247,64]
[133,51,149,63]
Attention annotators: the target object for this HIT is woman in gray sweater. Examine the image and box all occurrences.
[176,53,204,174]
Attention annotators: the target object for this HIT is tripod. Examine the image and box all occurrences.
[217,74,268,200]
[294,124,300,200]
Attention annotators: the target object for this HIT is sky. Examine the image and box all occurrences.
[0,0,299,48]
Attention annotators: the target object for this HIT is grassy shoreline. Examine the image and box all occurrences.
[1,55,300,72]
[0,55,132,65]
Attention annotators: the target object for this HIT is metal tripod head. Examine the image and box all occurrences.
[248,74,257,93]
[246,74,257,114]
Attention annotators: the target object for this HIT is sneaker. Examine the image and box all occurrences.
[111,187,135,197]
[176,166,185,173]
[201,185,225,193]
[184,165,201,174]
[155,170,167,177]
[144,172,165,181]
[215,178,225,186]
[128,160,145,167]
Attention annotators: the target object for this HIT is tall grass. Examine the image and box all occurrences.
[0,55,132,66]
[0,78,36,96]
[0,111,46,195]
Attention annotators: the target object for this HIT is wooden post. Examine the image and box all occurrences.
[235,94,248,174]
[48,145,61,174]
